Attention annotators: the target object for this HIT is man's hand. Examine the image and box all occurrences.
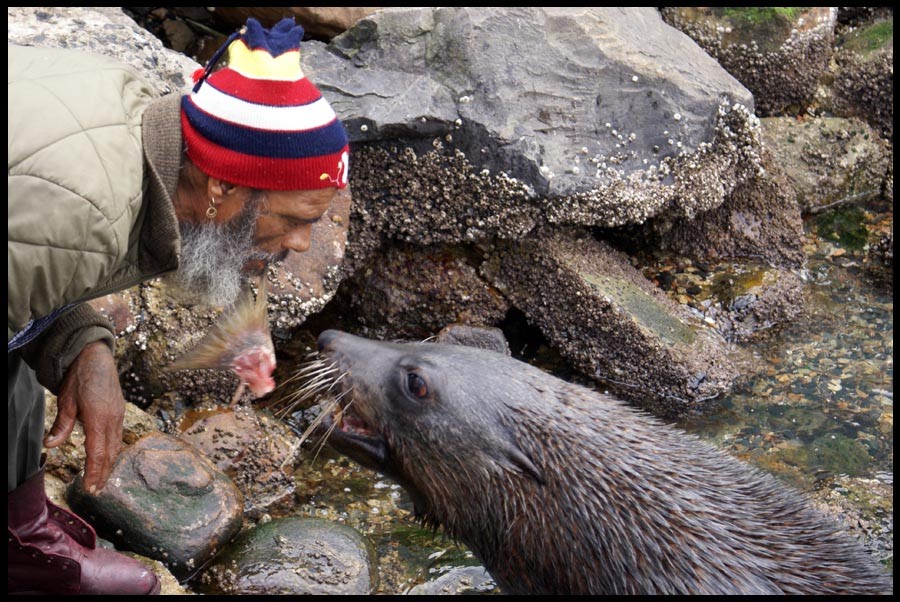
[44,341,125,494]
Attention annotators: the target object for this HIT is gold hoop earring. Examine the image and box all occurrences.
[206,197,218,219]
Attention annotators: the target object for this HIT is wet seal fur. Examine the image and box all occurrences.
[306,330,892,595]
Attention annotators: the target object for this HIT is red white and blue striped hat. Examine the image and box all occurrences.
[181,18,349,190]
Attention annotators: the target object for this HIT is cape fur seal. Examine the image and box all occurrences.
[300,329,891,595]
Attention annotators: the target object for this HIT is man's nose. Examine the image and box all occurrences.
[280,224,312,253]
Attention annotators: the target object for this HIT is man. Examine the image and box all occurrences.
[8,18,349,594]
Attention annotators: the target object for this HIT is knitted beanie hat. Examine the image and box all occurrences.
[181,18,349,190]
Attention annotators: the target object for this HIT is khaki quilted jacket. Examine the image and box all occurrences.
[8,44,182,391]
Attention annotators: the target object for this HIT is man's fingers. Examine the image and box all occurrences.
[44,395,77,448]
[82,427,121,494]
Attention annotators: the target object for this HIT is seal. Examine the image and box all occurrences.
[302,330,892,595]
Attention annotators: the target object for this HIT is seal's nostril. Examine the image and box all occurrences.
[317,329,340,351]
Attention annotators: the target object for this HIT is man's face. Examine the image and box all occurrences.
[167,187,336,307]
[245,187,337,273]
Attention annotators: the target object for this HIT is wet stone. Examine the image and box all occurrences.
[811,474,894,568]
[714,267,805,342]
[407,565,500,595]
[44,394,159,482]
[178,404,301,519]
[200,517,377,595]
[66,432,243,580]
[865,229,893,288]
[125,554,189,596]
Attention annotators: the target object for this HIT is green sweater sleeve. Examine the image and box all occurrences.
[18,303,116,395]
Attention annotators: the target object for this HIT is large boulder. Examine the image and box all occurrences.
[831,17,893,138]
[7,6,196,94]
[482,228,738,417]
[661,7,838,116]
[760,116,891,213]
[308,6,757,243]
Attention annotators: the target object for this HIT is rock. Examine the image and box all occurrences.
[866,229,893,288]
[435,324,511,356]
[211,7,381,40]
[344,144,538,257]
[760,116,891,213]
[200,517,377,595]
[66,432,243,580]
[711,267,805,342]
[338,243,509,340]
[7,6,197,95]
[308,7,757,240]
[482,228,738,418]
[407,565,499,595]
[178,404,301,518]
[837,8,894,29]
[44,393,160,481]
[831,18,893,138]
[88,291,137,339]
[162,17,195,53]
[45,471,71,509]
[266,188,353,334]
[127,554,189,596]
[661,7,838,116]
[123,401,160,444]
[647,151,805,268]
[811,474,894,567]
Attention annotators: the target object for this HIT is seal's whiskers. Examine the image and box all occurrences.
[274,357,337,390]
[309,396,356,464]
[291,388,344,446]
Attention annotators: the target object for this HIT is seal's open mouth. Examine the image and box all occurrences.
[316,378,391,472]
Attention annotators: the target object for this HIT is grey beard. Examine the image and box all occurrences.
[165,192,272,308]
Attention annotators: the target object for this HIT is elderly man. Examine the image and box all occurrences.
[8,18,348,594]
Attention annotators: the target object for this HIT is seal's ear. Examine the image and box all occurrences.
[503,443,545,485]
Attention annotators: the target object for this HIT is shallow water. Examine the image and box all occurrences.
[270,209,893,593]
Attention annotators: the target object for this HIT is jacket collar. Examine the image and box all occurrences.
[140,93,183,275]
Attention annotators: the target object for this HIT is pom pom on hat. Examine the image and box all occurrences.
[181,18,349,190]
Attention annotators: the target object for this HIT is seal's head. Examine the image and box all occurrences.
[313,329,545,516]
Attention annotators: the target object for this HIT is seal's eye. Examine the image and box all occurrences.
[406,372,429,399]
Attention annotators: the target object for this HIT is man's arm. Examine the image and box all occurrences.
[18,303,124,492]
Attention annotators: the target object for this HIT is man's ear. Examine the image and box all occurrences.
[207,177,237,199]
